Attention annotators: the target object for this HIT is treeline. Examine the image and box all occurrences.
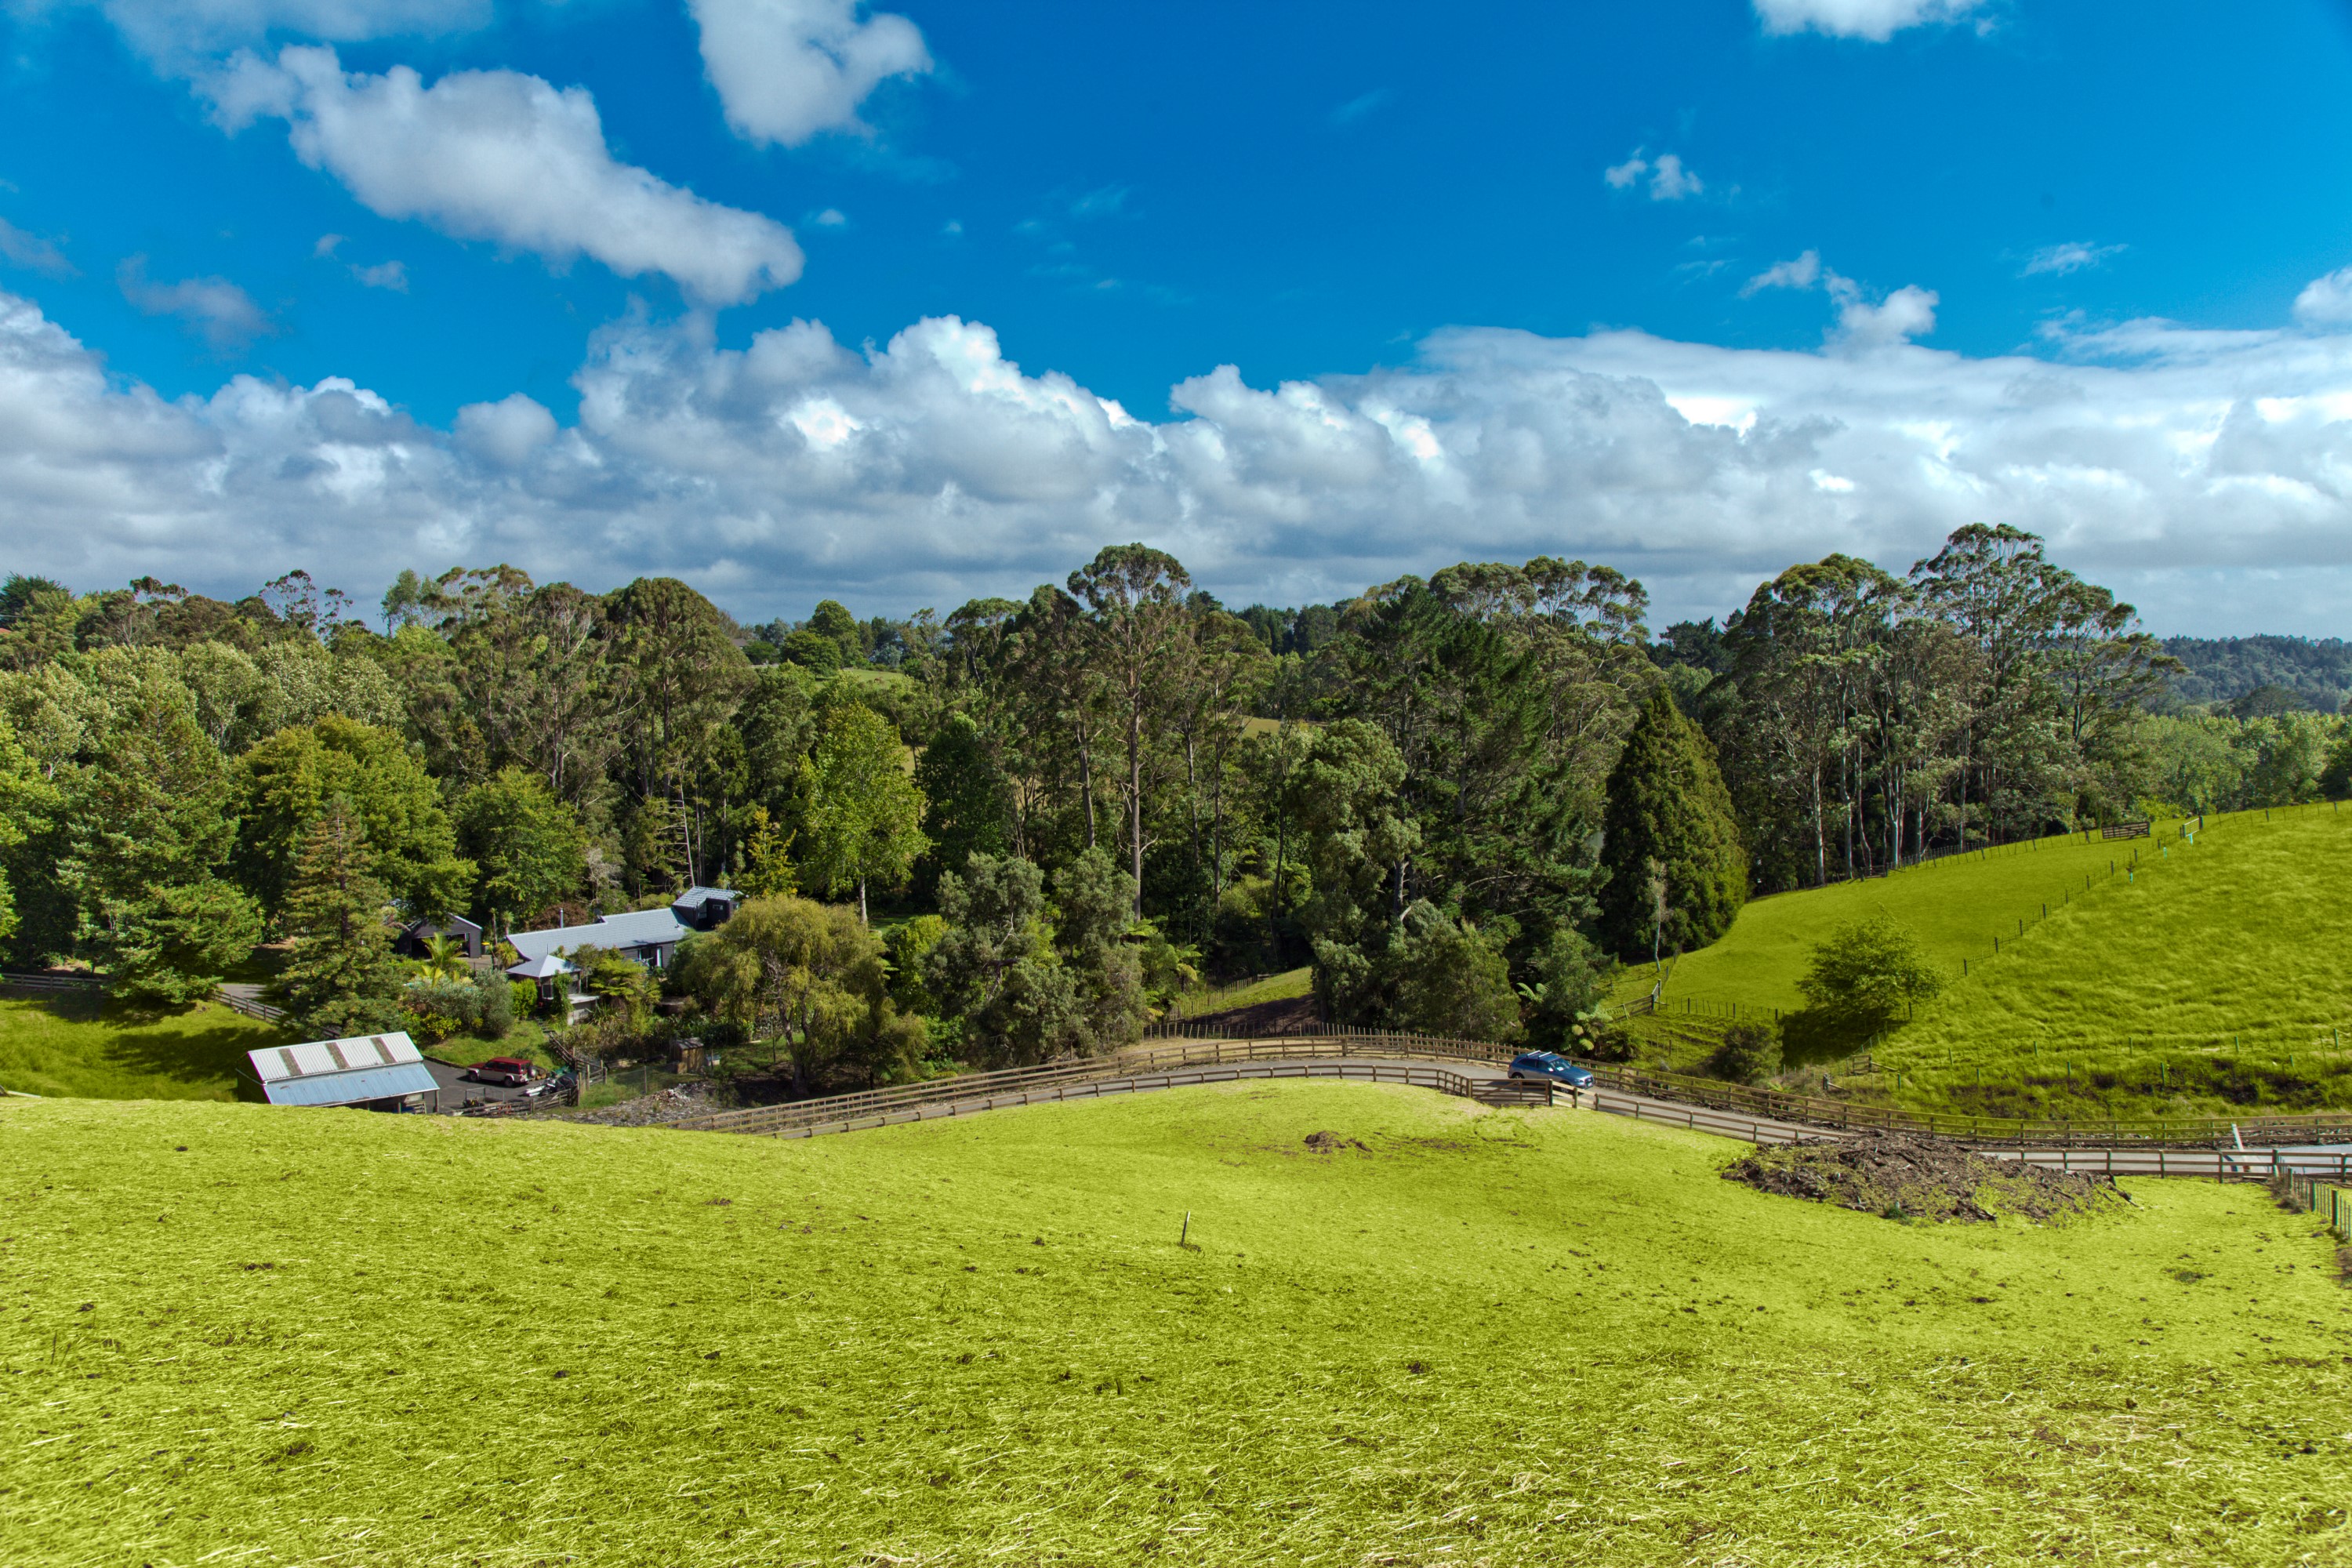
[0,528,2344,1090]
[2160,634,2352,714]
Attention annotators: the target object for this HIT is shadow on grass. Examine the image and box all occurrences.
[7,992,283,1101]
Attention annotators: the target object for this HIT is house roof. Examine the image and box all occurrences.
[671,885,742,909]
[505,953,575,979]
[405,914,483,936]
[505,907,691,964]
[249,1032,439,1107]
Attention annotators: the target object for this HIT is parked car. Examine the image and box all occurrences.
[1508,1051,1594,1088]
[463,1056,536,1087]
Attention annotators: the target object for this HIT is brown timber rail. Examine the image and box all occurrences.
[680,1061,1491,1140]
[664,1029,2352,1152]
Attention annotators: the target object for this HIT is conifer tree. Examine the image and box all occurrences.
[274,797,405,1039]
[1598,684,1747,962]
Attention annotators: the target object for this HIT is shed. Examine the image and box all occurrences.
[249,1032,439,1110]
[670,886,743,931]
[394,914,485,960]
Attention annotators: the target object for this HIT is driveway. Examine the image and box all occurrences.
[420,1057,538,1113]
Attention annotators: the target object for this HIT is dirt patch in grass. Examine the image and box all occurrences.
[1723,1133,2126,1223]
[1182,994,1319,1036]
[1301,1130,1367,1153]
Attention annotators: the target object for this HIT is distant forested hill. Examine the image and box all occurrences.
[2161,635,2352,712]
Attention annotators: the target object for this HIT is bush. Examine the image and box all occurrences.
[476,969,513,1040]
[1711,1021,1782,1084]
[509,979,539,1020]
[1391,903,1520,1043]
[1571,1018,1639,1062]
[401,978,482,1043]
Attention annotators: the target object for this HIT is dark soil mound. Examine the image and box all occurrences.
[1302,1130,1367,1153]
[1722,1133,2125,1223]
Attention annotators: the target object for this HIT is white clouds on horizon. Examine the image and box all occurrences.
[208,46,804,307]
[1753,0,1988,42]
[3,277,2352,633]
[1604,148,1704,201]
[688,0,931,148]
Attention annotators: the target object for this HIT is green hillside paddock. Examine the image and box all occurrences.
[0,994,283,1102]
[4,1085,2347,1565]
[1628,804,2352,1116]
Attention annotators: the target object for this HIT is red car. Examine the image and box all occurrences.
[463,1057,536,1087]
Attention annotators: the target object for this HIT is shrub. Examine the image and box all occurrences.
[1711,1021,1782,1084]
[509,979,539,1020]
[1570,1018,1639,1062]
[1517,926,1613,1051]
[476,969,513,1040]
[1797,909,1943,1036]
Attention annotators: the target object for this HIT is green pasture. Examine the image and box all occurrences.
[1617,812,2205,1014]
[1623,803,2352,1114]
[4,1082,2347,1565]
[0,993,283,1101]
[1891,804,2352,1113]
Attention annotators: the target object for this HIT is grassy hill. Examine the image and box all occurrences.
[5,1083,2347,1564]
[1624,803,2352,1114]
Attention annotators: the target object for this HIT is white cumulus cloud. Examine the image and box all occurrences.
[2295,267,2352,328]
[1743,252,1935,347]
[1754,0,1987,41]
[1604,148,1704,201]
[4,276,2352,633]
[688,0,931,147]
[209,45,804,306]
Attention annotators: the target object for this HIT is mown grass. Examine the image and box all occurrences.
[5,1083,2347,1565]
[1178,965,1315,1017]
[0,993,284,1101]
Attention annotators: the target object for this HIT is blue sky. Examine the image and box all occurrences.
[2,0,2351,633]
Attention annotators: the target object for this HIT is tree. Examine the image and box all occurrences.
[1797,909,1943,1039]
[924,853,1086,1067]
[797,704,929,924]
[807,599,865,666]
[672,895,924,1092]
[1067,545,1193,910]
[454,767,587,935]
[1283,720,1420,1025]
[274,797,405,1038]
[1389,902,1520,1041]
[1050,846,1149,1051]
[62,678,261,1003]
[912,710,1011,894]
[234,717,474,923]
[1515,925,1613,1051]
[604,576,754,890]
[1598,685,1746,963]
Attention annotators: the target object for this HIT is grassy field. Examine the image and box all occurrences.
[0,993,285,1101]
[1618,804,2352,1113]
[5,1082,2347,1564]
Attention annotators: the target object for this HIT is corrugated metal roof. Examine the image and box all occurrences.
[261,1062,441,1107]
[506,908,689,964]
[671,886,742,909]
[249,1032,423,1083]
[505,953,575,979]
